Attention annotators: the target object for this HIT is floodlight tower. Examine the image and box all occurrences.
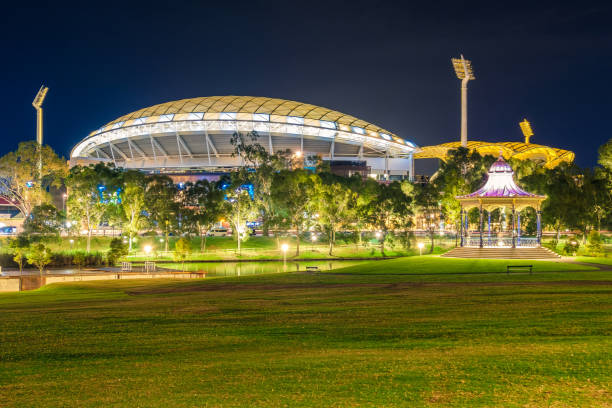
[451,55,475,147]
[519,118,534,144]
[32,85,49,180]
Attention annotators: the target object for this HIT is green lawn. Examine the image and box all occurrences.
[1,257,611,407]
[575,256,612,266]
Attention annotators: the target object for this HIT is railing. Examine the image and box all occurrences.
[463,236,539,248]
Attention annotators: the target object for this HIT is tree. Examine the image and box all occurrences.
[8,235,30,275]
[145,174,178,252]
[66,164,117,252]
[121,170,147,251]
[27,243,52,276]
[433,148,494,238]
[184,180,224,252]
[23,203,64,236]
[230,130,291,236]
[414,182,440,253]
[350,177,380,247]
[221,185,258,256]
[271,169,315,256]
[0,141,67,217]
[174,237,192,269]
[598,138,612,172]
[367,182,413,256]
[107,237,128,266]
[311,175,355,255]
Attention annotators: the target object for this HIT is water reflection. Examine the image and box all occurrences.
[172,260,364,277]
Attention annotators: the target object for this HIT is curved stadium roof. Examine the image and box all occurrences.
[71,96,417,165]
[415,141,574,169]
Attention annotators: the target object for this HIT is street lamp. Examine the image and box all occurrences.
[281,243,289,266]
[144,245,152,255]
[451,55,475,147]
[62,193,67,212]
[417,242,424,256]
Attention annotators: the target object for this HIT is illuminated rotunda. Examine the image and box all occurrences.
[456,154,546,248]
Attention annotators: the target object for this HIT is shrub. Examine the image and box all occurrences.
[562,239,580,256]
[107,238,128,266]
[586,231,604,256]
[27,243,52,275]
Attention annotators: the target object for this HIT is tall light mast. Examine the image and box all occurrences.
[451,55,475,147]
[32,85,49,180]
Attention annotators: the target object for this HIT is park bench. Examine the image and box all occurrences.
[506,265,533,275]
[305,266,319,273]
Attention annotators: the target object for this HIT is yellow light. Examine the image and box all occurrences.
[417,242,424,249]
[311,235,317,242]
[294,150,302,158]
[451,56,475,80]
[281,243,289,252]
[144,245,152,254]
[519,119,534,144]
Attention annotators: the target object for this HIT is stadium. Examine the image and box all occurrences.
[70,96,418,180]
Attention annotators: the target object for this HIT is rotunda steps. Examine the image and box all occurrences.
[442,247,560,259]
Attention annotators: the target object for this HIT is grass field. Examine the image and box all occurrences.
[1,257,611,407]
[0,235,440,263]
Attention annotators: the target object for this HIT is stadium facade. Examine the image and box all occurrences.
[71,96,418,180]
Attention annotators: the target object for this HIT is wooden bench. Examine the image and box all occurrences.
[305,266,319,273]
[506,265,533,274]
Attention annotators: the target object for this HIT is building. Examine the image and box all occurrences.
[71,96,418,180]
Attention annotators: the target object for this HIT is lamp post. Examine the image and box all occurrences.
[144,245,152,256]
[281,243,289,268]
[451,55,475,147]
[62,193,67,212]
[311,234,317,251]
[417,242,424,256]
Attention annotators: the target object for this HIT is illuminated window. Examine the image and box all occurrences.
[253,113,269,122]
[352,126,365,135]
[380,133,392,141]
[320,120,336,129]
[158,114,174,122]
[287,116,304,125]
[187,112,204,120]
[219,112,237,120]
[111,121,125,129]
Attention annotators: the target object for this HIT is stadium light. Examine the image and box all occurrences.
[519,119,534,144]
[32,85,49,181]
[451,55,475,147]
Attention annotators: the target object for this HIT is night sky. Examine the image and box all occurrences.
[2,1,611,171]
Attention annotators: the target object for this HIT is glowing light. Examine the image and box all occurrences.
[294,150,302,158]
[417,242,424,256]
[519,118,534,144]
[69,239,74,244]
[281,244,289,252]
[159,238,164,243]
[375,232,382,239]
[311,235,317,242]
[143,245,152,254]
